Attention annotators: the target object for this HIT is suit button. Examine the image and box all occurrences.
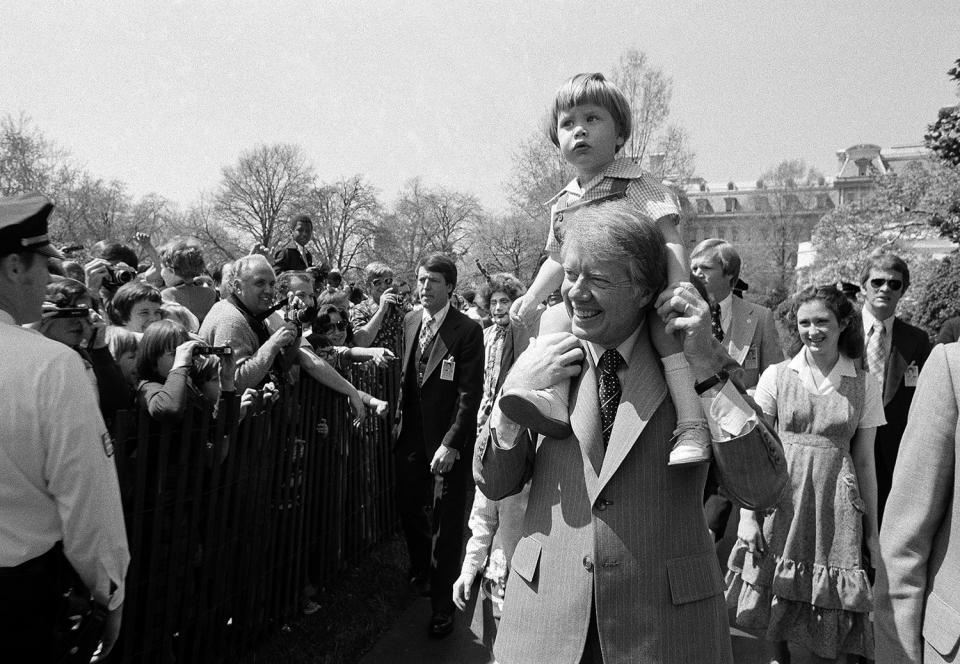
[582,555,594,572]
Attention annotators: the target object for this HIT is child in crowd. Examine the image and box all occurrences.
[107,325,140,388]
[107,280,164,333]
[503,72,709,465]
[136,319,235,422]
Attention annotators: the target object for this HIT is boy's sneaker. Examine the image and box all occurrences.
[498,384,572,440]
[668,421,712,466]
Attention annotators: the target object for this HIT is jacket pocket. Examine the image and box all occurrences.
[511,535,542,584]
[923,591,960,657]
[666,552,724,605]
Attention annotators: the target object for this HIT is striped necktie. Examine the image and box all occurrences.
[867,320,886,389]
[598,350,624,447]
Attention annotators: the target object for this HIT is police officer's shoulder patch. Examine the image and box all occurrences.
[101,432,115,457]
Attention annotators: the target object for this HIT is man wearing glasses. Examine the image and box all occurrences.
[351,262,404,352]
[860,252,931,524]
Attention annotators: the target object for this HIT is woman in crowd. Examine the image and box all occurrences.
[725,284,883,663]
[161,240,217,322]
[452,273,531,649]
[35,277,134,424]
[107,280,164,333]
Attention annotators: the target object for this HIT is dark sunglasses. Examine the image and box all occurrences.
[324,320,348,331]
[869,278,903,291]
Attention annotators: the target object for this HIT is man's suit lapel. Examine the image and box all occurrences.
[570,353,603,504]
[422,310,453,383]
[726,296,758,366]
[402,312,420,373]
[884,317,913,405]
[596,336,667,494]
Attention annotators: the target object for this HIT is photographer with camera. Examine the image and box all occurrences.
[84,240,140,308]
[33,278,135,426]
[350,261,405,352]
[0,193,129,663]
[200,255,366,425]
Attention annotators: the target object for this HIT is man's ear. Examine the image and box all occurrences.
[0,253,26,282]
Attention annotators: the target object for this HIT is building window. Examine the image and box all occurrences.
[783,194,802,211]
[724,197,740,213]
[754,196,771,212]
[856,158,871,177]
[696,199,714,214]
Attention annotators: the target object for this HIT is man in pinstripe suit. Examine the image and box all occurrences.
[475,206,785,664]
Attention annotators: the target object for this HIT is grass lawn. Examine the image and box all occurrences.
[240,534,413,664]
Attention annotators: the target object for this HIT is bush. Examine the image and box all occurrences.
[914,250,960,337]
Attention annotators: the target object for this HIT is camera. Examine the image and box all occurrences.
[193,346,233,357]
[103,264,136,288]
[48,306,92,319]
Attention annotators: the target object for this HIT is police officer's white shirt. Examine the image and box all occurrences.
[0,309,129,609]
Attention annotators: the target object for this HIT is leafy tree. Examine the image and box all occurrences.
[925,58,960,166]
[307,175,381,272]
[913,250,960,337]
[215,143,314,250]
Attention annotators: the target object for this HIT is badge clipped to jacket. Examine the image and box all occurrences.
[440,356,456,381]
[904,362,919,387]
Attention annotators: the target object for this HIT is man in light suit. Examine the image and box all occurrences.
[395,252,484,637]
[875,342,960,664]
[859,252,931,524]
[690,238,781,547]
[475,207,786,663]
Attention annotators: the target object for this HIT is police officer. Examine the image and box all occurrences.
[0,193,129,663]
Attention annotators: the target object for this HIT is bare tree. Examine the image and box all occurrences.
[470,213,544,283]
[215,143,315,249]
[307,175,381,271]
[506,131,574,227]
[611,49,673,165]
[0,113,71,197]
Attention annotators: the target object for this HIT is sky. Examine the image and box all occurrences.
[3,1,959,215]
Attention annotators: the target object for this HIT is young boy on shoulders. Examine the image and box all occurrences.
[503,72,708,465]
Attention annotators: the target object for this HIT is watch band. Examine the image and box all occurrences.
[695,369,729,396]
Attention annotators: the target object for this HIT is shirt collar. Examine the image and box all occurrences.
[554,158,647,201]
[862,306,894,335]
[718,292,733,323]
[789,349,856,377]
[585,318,645,369]
[422,299,451,330]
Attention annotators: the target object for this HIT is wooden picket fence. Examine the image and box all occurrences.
[108,361,401,663]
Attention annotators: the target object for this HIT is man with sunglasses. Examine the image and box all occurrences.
[351,261,404,353]
[860,252,931,523]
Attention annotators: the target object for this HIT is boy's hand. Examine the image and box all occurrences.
[452,571,475,611]
[509,295,541,329]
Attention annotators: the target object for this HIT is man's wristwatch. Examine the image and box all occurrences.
[695,369,729,396]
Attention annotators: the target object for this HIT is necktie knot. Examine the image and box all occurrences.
[873,320,885,335]
[599,349,624,376]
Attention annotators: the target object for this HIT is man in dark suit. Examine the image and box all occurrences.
[859,252,932,524]
[395,253,483,637]
[690,238,782,549]
[272,214,313,273]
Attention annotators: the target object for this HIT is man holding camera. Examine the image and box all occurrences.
[351,261,405,353]
[200,254,366,421]
[0,193,129,663]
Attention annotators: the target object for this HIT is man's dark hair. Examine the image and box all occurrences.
[860,252,911,292]
[91,240,138,268]
[291,214,313,230]
[418,253,457,289]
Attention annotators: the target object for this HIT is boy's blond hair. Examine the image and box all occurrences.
[546,73,632,152]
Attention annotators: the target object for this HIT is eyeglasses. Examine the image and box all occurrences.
[869,278,903,291]
[324,320,348,331]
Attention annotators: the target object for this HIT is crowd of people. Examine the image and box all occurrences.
[2,68,958,664]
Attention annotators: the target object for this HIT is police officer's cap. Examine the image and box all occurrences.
[0,192,63,259]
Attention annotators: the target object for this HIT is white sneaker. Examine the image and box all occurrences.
[498,383,572,439]
[668,421,712,466]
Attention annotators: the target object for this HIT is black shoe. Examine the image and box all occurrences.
[428,612,454,638]
[410,574,431,597]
